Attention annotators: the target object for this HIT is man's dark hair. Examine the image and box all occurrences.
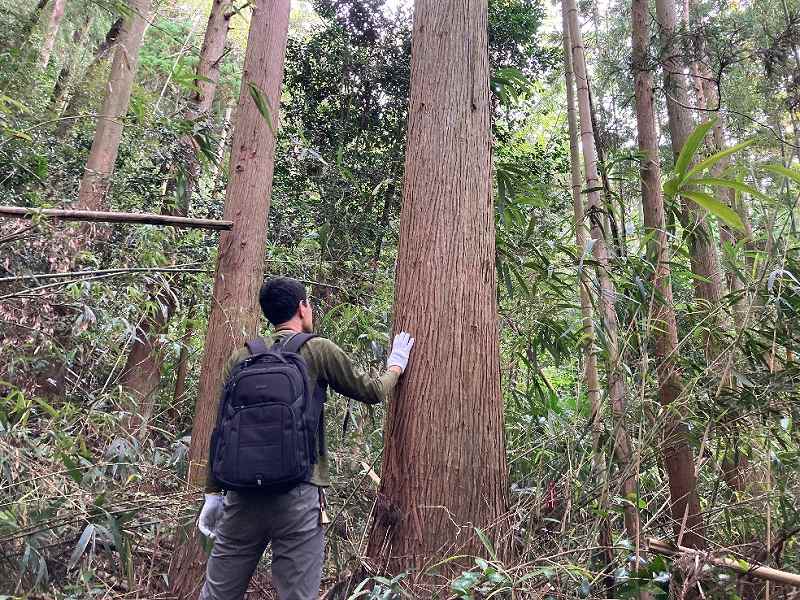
[259,277,307,325]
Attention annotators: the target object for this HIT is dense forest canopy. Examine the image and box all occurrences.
[1,0,799,597]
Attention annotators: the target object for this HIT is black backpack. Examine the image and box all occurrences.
[209,333,324,492]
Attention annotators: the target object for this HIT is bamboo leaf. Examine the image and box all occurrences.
[685,139,754,179]
[675,119,716,180]
[681,190,745,232]
[688,176,770,201]
[67,524,95,570]
[474,527,498,561]
[763,163,800,186]
[663,177,679,198]
[247,82,275,136]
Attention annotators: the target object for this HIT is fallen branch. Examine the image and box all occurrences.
[0,207,232,231]
[647,537,800,587]
[0,264,207,283]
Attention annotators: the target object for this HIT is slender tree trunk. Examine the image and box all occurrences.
[76,0,150,211]
[173,305,196,407]
[50,13,93,110]
[565,0,641,546]
[656,0,723,317]
[120,284,176,435]
[365,0,509,572]
[208,103,234,198]
[55,17,123,137]
[120,0,233,426]
[167,2,291,596]
[562,6,614,575]
[37,0,66,70]
[632,0,706,550]
[686,0,754,330]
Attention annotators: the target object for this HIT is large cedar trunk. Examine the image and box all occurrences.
[167,2,291,597]
[564,0,641,545]
[365,0,509,572]
[55,17,124,137]
[120,0,233,434]
[632,0,706,550]
[37,0,66,70]
[561,5,613,574]
[75,0,150,211]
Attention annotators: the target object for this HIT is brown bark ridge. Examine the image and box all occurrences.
[167,1,292,597]
[37,0,66,70]
[75,0,150,212]
[120,0,233,432]
[561,5,614,575]
[655,0,723,314]
[365,0,509,573]
[632,0,706,550]
[565,0,641,546]
[55,17,124,137]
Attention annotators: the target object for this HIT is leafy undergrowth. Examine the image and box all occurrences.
[2,383,792,600]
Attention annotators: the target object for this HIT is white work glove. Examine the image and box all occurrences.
[198,493,224,539]
[387,331,415,372]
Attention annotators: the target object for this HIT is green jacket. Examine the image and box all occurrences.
[205,329,398,492]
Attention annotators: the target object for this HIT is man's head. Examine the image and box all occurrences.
[259,277,313,332]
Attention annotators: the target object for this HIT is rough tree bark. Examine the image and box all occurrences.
[365,0,509,572]
[562,5,614,572]
[120,0,233,435]
[75,0,150,211]
[167,1,292,596]
[632,0,706,550]
[565,0,641,545]
[55,17,124,137]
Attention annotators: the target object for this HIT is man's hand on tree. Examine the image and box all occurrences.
[387,331,415,373]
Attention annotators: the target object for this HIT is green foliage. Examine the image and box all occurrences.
[2,0,800,597]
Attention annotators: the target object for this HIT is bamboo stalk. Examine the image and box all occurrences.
[647,538,800,587]
[0,207,232,231]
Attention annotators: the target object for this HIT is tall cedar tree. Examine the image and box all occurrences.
[121,0,234,435]
[167,1,292,596]
[75,0,150,212]
[365,0,510,571]
[632,0,706,550]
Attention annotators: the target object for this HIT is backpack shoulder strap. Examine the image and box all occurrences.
[282,332,317,354]
[245,337,269,355]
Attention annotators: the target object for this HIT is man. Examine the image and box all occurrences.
[197,276,414,600]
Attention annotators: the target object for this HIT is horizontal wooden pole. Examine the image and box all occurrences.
[647,538,800,587]
[0,206,232,231]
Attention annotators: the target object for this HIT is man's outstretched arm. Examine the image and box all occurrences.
[309,332,414,404]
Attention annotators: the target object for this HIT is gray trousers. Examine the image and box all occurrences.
[199,484,324,600]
